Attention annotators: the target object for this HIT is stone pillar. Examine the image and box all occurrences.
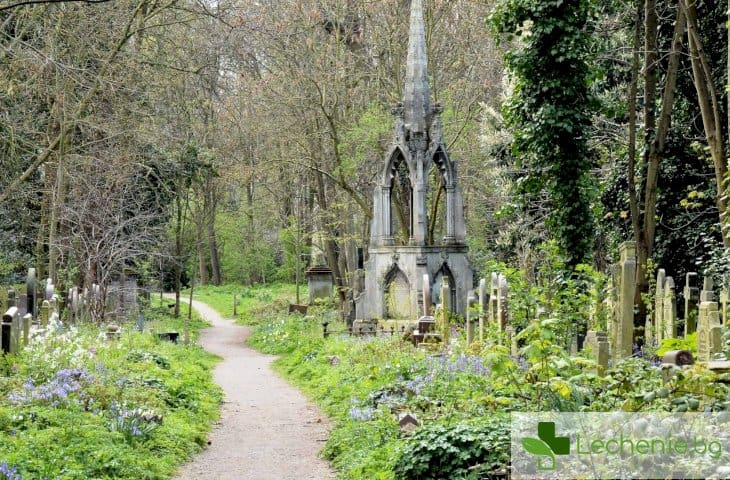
[653,269,666,344]
[478,278,486,343]
[683,272,699,335]
[615,242,637,361]
[662,277,676,340]
[22,313,31,346]
[26,267,37,320]
[466,293,476,345]
[497,274,508,331]
[489,273,499,326]
[585,330,610,376]
[505,325,517,356]
[422,274,431,316]
[412,151,427,245]
[7,289,16,308]
[439,277,450,344]
[382,186,392,243]
[40,300,50,328]
[697,297,721,362]
[444,186,456,243]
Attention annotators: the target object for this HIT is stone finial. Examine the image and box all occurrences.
[403,0,431,135]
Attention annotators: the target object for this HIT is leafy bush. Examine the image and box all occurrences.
[393,417,510,480]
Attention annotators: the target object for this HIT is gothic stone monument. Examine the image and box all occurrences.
[355,0,472,321]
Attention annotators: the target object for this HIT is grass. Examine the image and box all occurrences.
[183,283,298,324]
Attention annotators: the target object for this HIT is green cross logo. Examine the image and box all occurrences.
[521,422,570,470]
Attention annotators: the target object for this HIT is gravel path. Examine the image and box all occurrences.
[174,300,335,480]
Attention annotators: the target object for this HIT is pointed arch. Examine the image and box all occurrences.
[381,146,410,185]
[431,263,456,311]
[383,264,412,319]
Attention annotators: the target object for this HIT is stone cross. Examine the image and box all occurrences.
[614,242,637,361]
[422,274,431,316]
[653,269,666,344]
[662,277,676,341]
[683,272,699,335]
[26,267,37,320]
[478,278,486,343]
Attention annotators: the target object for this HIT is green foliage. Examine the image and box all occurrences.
[393,417,510,480]
[491,0,598,266]
[0,304,221,479]
[657,333,698,357]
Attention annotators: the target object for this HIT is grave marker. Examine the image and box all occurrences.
[683,272,699,335]
[662,277,676,340]
[653,269,666,343]
[478,278,486,343]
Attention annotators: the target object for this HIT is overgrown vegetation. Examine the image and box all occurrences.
[235,284,730,479]
[0,302,221,479]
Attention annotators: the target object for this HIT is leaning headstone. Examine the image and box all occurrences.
[653,269,666,343]
[478,278,486,342]
[662,277,677,341]
[614,242,637,361]
[39,300,50,327]
[683,272,699,335]
[26,268,37,320]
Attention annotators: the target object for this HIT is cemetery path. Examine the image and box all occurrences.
[174,300,335,480]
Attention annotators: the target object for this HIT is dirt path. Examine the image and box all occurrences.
[174,300,335,480]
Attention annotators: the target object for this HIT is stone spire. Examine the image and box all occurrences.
[403,0,431,135]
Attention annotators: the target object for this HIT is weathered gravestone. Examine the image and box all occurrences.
[478,278,486,343]
[2,307,21,354]
[26,268,37,320]
[613,242,637,361]
[652,269,666,344]
[306,266,334,305]
[7,289,16,308]
[40,300,50,328]
[697,277,723,362]
[683,272,699,335]
[584,330,610,376]
[466,293,477,345]
[662,277,677,341]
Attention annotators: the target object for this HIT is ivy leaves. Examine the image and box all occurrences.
[491,0,598,267]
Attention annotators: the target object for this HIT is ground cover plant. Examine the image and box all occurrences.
[240,283,730,480]
[0,302,221,479]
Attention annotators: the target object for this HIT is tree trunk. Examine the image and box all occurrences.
[205,178,222,285]
[634,3,685,325]
[195,212,209,285]
[682,0,730,248]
